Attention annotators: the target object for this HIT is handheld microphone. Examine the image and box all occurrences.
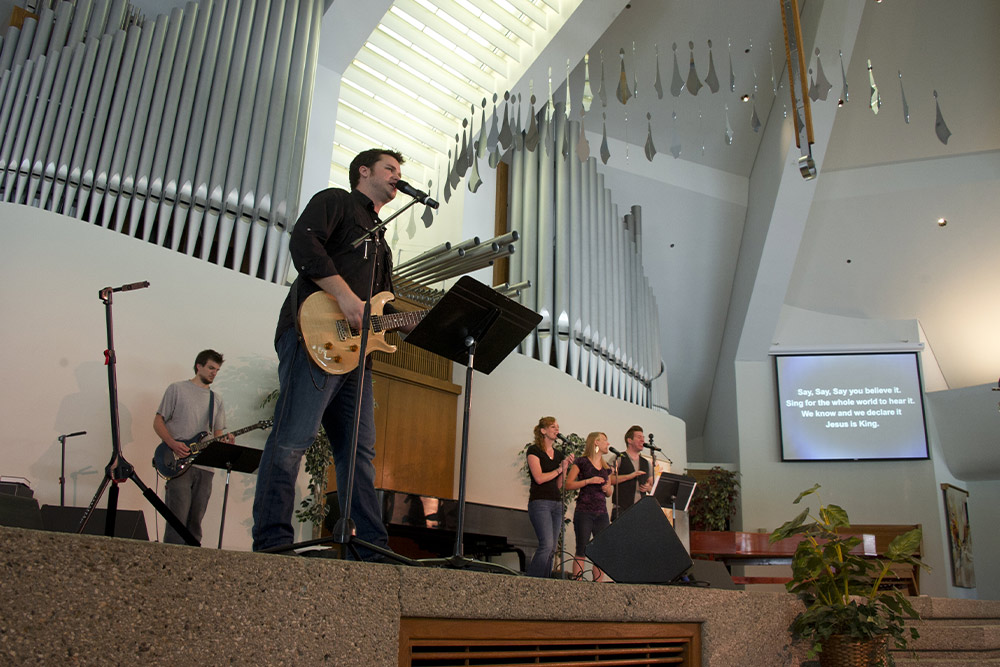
[555,433,572,446]
[395,180,440,209]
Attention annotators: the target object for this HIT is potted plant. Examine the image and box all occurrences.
[770,484,928,666]
[686,466,740,531]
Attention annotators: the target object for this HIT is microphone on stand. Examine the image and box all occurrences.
[395,180,440,209]
[643,442,662,452]
[608,446,625,457]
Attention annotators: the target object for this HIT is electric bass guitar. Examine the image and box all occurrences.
[152,420,272,480]
[298,290,426,374]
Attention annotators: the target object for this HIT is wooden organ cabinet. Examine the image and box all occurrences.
[324,297,460,501]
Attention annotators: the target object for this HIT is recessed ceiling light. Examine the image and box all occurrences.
[937,217,947,227]
[741,94,750,102]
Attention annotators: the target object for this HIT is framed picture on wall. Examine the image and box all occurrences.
[941,483,975,588]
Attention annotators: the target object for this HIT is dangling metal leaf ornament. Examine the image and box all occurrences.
[728,39,736,93]
[407,207,417,239]
[654,43,664,99]
[582,53,594,113]
[769,42,778,95]
[686,41,703,96]
[670,43,684,97]
[867,59,881,114]
[838,49,849,106]
[391,217,400,244]
[499,91,513,149]
[524,91,539,152]
[810,48,832,101]
[456,122,469,177]
[450,134,462,187]
[487,93,500,151]
[616,48,632,104]
[488,143,501,169]
[512,94,524,151]
[597,50,608,107]
[705,40,720,93]
[644,112,657,161]
[698,111,706,155]
[632,42,639,102]
[545,68,555,157]
[443,150,453,203]
[669,111,681,159]
[468,150,482,193]
[934,90,951,144]
[577,108,590,162]
[421,180,434,228]
[600,112,611,164]
[724,104,734,145]
[751,99,762,133]
[477,98,489,157]
[898,71,909,124]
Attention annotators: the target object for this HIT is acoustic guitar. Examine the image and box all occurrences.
[297,290,426,374]
[152,420,272,480]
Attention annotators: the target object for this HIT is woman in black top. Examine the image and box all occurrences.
[525,416,574,577]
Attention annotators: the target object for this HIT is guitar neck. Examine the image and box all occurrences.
[191,422,269,453]
[372,309,426,333]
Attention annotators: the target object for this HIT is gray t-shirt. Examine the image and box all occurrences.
[157,380,227,442]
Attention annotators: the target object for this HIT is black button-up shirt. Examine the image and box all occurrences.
[275,188,394,345]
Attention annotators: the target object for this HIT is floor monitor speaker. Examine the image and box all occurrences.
[40,505,149,540]
[585,496,692,584]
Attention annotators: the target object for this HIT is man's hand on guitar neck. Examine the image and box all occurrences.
[314,275,365,330]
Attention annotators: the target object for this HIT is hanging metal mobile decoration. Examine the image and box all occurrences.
[705,40,720,93]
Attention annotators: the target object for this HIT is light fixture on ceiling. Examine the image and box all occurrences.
[937,217,948,227]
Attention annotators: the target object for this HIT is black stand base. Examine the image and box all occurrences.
[417,554,520,575]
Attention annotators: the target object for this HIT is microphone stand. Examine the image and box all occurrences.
[330,198,420,564]
[78,282,197,544]
[57,431,86,506]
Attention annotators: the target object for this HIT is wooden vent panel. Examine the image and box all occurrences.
[400,618,701,667]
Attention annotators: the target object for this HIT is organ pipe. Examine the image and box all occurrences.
[1,0,323,283]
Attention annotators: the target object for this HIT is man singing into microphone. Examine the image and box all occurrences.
[611,425,652,520]
[252,148,417,559]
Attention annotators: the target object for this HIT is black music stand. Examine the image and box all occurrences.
[405,276,541,574]
[192,443,262,549]
[652,472,697,513]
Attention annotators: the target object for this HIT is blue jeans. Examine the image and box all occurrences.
[526,499,564,577]
[252,329,387,559]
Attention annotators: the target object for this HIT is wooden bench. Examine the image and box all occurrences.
[690,525,921,593]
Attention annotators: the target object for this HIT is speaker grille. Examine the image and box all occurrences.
[400,619,700,666]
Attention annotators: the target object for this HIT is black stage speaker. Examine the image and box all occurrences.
[686,558,739,590]
[40,505,149,540]
[586,496,693,584]
[0,493,44,529]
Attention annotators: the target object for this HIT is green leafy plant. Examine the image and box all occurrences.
[686,466,740,531]
[770,484,929,664]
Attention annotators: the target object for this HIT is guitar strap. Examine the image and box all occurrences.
[208,390,215,432]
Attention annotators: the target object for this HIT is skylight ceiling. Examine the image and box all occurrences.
[330,0,575,199]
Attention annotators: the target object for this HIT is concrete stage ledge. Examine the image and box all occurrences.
[0,525,808,665]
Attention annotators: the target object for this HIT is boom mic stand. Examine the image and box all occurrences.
[77,281,199,545]
[330,199,421,564]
